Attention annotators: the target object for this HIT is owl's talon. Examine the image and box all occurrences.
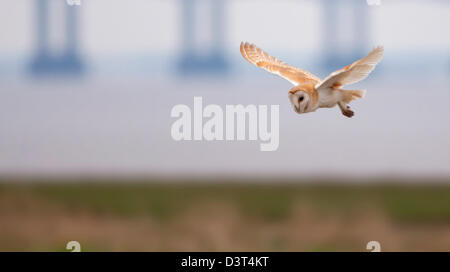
[342,109,354,118]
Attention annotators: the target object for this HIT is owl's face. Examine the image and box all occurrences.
[289,89,310,114]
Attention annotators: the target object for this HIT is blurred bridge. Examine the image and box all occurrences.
[177,0,229,74]
[177,0,370,73]
[29,0,370,76]
[322,0,370,70]
[29,0,83,76]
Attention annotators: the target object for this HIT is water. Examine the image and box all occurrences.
[0,75,449,180]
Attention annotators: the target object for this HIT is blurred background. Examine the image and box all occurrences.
[0,0,449,251]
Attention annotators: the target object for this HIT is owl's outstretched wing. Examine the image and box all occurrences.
[240,42,321,86]
[316,46,384,90]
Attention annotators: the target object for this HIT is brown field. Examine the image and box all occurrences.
[1,180,450,251]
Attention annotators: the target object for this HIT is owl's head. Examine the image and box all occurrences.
[288,87,310,114]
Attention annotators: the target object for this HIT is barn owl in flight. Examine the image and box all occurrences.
[240,42,384,117]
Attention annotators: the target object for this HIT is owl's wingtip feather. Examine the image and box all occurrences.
[373,45,385,55]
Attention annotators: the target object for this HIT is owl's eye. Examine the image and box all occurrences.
[299,96,304,102]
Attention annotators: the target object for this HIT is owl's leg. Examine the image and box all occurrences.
[338,102,354,118]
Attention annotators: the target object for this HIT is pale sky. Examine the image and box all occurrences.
[0,1,449,178]
[0,0,449,57]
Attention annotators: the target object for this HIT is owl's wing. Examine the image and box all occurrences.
[316,46,384,91]
[240,42,321,86]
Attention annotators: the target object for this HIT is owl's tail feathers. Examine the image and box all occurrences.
[341,89,366,103]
